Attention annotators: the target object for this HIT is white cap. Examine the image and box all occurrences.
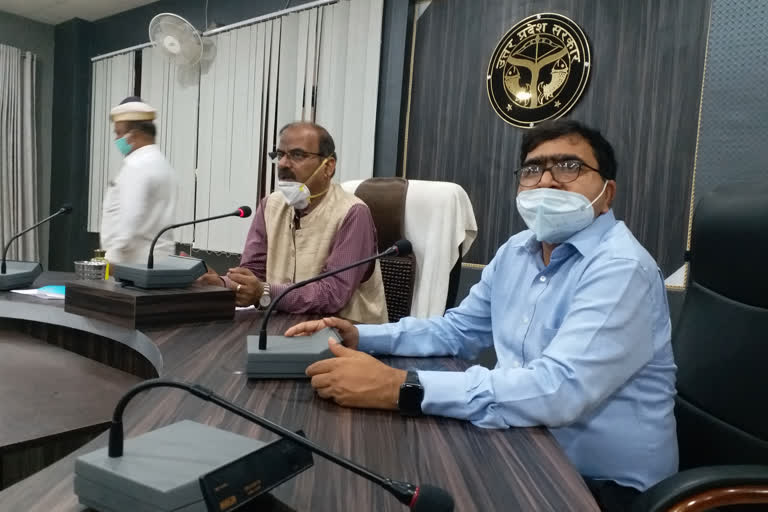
[110,99,156,122]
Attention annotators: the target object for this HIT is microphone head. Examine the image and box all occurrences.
[60,203,73,214]
[393,239,412,257]
[411,485,454,512]
[237,206,252,218]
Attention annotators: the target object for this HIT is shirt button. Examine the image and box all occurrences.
[512,360,521,368]
[539,275,547,282]
[522,316,529,324]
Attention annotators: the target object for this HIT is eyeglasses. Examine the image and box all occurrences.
[515,160,601,186]
[268,149,327,163]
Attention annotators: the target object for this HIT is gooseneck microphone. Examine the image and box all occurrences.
[1,204,72,274]
[146,206,252,269]
[257,239,412,350]
[108,378,453,511]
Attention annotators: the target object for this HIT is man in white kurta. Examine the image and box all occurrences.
[100,97,177,264]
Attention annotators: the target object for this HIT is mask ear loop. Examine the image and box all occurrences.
[585,180,609,209]
[306,156,332,202]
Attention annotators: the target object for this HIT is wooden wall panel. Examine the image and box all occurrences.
[404,0,711,275]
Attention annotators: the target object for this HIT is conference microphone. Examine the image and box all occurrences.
[246,239,412,378]
[110,206,252,289]
[0,204,72,291]
[106,378,454,512]
[147,206,252,269]
[1,203,72,274]
[258,238,412,350]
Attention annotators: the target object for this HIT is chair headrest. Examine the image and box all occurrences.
[690,182,768,308]
[354,178,408,252]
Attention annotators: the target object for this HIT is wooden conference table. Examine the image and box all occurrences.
[0,273,598,511]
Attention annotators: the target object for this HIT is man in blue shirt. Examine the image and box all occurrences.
[286,120,678,511]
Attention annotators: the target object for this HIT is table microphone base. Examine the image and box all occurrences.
[0,261,42,291]
[75,421,267,512]
[246,327,342,379]
[110,255,207,289]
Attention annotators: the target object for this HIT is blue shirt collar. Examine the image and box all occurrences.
[519,209,617,257]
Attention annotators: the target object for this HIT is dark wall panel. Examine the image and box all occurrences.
[693,0,768,205]
[49,19,100,271]
[404,0,711,276]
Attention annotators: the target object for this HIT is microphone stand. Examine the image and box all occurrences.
[257,245,398,350]
[147,209,249,269]
[1,206,70,274]
[108,379,451,510]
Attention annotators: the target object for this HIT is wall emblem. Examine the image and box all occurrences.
[487,13,591,128]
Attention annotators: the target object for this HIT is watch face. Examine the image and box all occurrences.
[399,383,424,415]
[259,295,271,308]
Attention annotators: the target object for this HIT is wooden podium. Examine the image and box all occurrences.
[64,279,235,329]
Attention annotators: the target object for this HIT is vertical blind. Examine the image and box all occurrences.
[140,46,199,243]
[87,52,135,232]
[0,44,39,260]
[316,0,383,184]
[88,0,383,254]
[196,20,279,253]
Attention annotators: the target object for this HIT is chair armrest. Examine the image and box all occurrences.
[632,465,768,512]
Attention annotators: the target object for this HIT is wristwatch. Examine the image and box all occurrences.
[259,282,272,309]
[398,371,424,416]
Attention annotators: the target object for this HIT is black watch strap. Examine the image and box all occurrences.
[398,370,424,416]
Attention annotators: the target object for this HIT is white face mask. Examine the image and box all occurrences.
[276,157,331,210]
[516,181,608,243]
[277,180,311,210]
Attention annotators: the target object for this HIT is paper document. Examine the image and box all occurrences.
[10,285,66,299]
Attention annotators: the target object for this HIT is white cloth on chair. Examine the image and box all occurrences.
[341,179,478,318]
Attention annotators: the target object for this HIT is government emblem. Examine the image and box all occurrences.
[487,13,591,128]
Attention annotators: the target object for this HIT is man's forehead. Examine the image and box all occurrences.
[279,126,319,148]
[524,134,595,161]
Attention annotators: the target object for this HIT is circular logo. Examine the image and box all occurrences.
[487,13,591,128]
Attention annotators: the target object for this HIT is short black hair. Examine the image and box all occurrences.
[520,119,617,180]
[279,121,336,158]
[124,120,157,138]
[120,96,143,105]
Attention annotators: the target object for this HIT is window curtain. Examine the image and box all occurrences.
[195,19,280,253]
[194,0,383,252]
[0,44,38,260]
[87,52,135,232]
[85,0,384,253]
[316,0,383,183]
[140,46,199,243]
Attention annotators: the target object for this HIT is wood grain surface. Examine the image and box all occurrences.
[0,274,598,511]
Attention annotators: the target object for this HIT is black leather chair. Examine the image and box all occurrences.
[353,177,415,323]
[632,183,768,511]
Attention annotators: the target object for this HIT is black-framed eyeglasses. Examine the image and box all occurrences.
[514,160,601,186]
[268,149,327,163]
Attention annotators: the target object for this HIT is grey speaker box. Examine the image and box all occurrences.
[0,261,43,291]
[110,255,207,289]
[74,420,266,512]
[246,327,342,379]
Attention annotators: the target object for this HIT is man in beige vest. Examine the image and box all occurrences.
[200,122,387,324]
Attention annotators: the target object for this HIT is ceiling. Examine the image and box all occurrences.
[0,0,158,24]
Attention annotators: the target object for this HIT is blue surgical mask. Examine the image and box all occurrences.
[516,181,608,243]
[115,136,133,156]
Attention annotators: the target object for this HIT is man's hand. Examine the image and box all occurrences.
[285,317,360,350]
[197,267,225,287]
[305,339,407,410]
[227,267,264,307]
